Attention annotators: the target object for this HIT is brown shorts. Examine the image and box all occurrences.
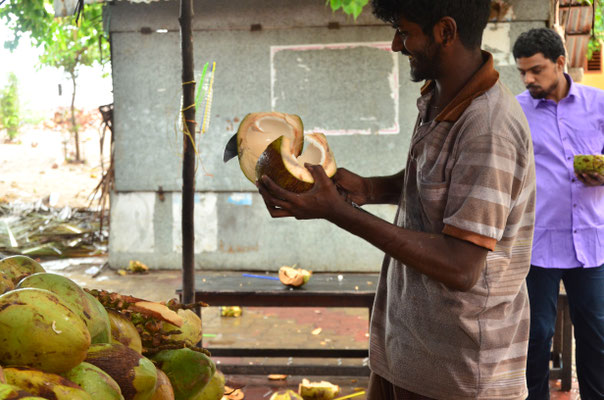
[366,372,436,400]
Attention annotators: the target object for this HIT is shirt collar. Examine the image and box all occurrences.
[419,51,499,123]
[529,73,576,109]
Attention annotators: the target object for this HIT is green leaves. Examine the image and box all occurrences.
[0,0,109,73]
[0,72,21,140]
[327,0,369,21]
[587,0,603,59]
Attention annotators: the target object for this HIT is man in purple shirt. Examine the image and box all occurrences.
[513,28,604,400]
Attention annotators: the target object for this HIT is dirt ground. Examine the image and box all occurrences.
[0,121,110,209]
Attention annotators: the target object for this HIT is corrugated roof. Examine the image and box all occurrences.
[565,34,591,67]
[559,5,593,34]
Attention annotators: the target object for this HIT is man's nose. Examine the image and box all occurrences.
[391,32,409,55]
[391,32,402,52]
[523,72,535,85]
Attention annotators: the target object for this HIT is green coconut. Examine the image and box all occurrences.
[150,348,216,400]
[236,112,304,183]
[84,291,112,343]
[0,273,13,295]
[3,367,92,400]
[192,370,224,400]
[0,288,91,373]
[163,309,202,347]
[0,256,45,286]
[107,309,144,354]
[16,272,111,344]
[150,369,175,400]
[63,362,125,400]
[574,154,604,175]
[85,343,157,400]
[255,133,337,193]
[0,382,46,399]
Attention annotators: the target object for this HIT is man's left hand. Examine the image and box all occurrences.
[256,163,347,220]
[576,172,604,186]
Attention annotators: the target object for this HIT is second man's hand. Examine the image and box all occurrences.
[256,163,349,221]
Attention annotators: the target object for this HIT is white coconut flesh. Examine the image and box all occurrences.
[280,133,336,183]
[238,113,302,181]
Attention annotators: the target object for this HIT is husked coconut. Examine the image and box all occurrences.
[236,112,304,182]
[574,154,604,174]
[256,133,337,193]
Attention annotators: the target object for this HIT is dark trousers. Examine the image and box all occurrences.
[526,265,604,400]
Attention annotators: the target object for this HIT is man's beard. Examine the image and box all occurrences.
[528,78,559,99]
[409,42,441,82]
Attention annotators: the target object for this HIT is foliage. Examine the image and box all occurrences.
[0,72,20,140]
[327,0,369,20]
[586,0,604,59]
[0,0,110,160]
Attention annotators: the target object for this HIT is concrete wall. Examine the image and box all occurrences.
[107,0,549,271]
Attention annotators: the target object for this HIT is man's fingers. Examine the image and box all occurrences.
[267,208,294,218]
[305,163,330,186]
[260,175,297,200]
[578,173,604,186]
[588,172,604,184]
[257,178,296,218]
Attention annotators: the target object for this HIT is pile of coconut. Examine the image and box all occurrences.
[0,255,222,400]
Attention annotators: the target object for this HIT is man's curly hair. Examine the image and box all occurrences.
[371,0,491,48]
[512,28,566,63]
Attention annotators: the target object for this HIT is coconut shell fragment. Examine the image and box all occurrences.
[278,266,311,287]
[256,133,336,193]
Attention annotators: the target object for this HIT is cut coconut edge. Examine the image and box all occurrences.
[255,132,337,192]
[236,112,304,182]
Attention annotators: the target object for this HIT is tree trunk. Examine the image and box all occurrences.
[179,0,196,305]
[70,71,81,162]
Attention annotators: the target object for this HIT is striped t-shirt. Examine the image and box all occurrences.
[369,52,536,400]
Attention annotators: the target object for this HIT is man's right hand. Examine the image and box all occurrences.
[332,168,373,206]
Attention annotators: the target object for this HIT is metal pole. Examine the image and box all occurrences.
[179,0,196,305]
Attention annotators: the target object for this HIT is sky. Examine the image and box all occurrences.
[0,23,113,116]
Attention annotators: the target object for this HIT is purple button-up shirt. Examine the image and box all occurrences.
[516,74,604,269]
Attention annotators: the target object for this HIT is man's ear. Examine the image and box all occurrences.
[435,17,457,46]
[556,54,566,71]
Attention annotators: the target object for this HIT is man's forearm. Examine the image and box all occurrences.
[328,204,487,291]
[367,169,405,205]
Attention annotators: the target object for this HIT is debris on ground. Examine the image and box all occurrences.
[0,201,107,258]
[221,306,243,317]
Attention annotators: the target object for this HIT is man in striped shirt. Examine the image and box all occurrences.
[256,0,536,398]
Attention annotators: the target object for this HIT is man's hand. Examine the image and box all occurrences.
[256,164,347,220]
[576,172,604,186]
[332,168,372,206]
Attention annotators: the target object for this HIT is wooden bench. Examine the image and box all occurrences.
[178,272,377,376]
[178,273,572,387]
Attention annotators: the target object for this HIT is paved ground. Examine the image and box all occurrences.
[40,256,582,400]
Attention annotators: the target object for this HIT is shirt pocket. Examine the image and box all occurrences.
[417,172,449,226]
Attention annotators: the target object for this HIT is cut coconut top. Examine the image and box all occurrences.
[279,133,337,183]
[237,112,303,182]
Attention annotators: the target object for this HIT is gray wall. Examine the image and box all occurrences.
[107,0,548,271]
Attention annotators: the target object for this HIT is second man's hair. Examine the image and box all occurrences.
[513,28,566,62]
